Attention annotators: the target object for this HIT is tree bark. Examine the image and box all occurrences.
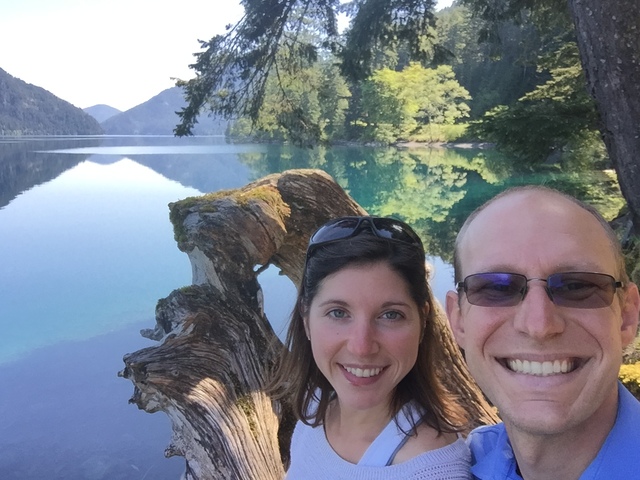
[120,168,498,479]
[567,0,640,233]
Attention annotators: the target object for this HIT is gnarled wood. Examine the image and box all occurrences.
[120,168,498,479]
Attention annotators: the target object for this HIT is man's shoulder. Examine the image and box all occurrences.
[619,382,640,412]
[466,423,520,479]
[614,382,640,437]
[579,384,640,478]
[467,423,507,448]
[466,423,511,463]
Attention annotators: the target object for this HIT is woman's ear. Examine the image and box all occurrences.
[304,318,310,341]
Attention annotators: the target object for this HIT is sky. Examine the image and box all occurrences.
[0,0,453,112]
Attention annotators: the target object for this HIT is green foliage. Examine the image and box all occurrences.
[226,59,351,145]
[469,42,600,166]
[436,4,542,118]
[175,1,339,142]
[411,123,469,143]
[339,0,440,81]
[358,63,470,143]
[444,2,607,169]
[459,0,572,38]
[176,0,445,146]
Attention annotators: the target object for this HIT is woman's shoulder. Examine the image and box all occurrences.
[395,424,468,464]
[366,435,472,480]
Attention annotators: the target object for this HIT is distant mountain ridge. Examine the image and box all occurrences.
[84,104,121,123]
[0,67,102,135]
[100,87,228,135]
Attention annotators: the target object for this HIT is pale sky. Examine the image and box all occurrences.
[0,0,453,112]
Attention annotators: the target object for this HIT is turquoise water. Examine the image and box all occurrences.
[0,135,617,479]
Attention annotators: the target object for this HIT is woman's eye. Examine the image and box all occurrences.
[381,311,403,320]
[328,309,347,319]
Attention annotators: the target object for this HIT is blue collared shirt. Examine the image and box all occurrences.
[468,382,640,479]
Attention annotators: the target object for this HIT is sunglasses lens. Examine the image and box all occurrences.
[309,217,361,244]
[371,218,422,246]
[307,216,423,260]
[464,273,526,307]
[547,272,617,308]
[462,272,620,308]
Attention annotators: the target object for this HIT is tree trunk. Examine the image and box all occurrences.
[567,0,640,233]
[120,168,498,479]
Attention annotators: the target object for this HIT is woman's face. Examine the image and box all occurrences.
[305,261,424,414]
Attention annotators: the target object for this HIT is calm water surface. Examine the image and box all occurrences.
[0,135,618,479]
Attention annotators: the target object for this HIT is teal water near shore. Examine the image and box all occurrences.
[0,135,618,479]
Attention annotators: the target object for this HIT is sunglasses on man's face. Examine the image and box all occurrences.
[456,272,624,309]
[306,216,423,260]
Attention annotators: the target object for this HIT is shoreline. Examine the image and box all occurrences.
[394,141,495,149]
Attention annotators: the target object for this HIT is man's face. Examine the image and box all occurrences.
[446,191,639,438]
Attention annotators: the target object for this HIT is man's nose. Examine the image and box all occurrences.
[513,281,565,339]
[347,319,379,356]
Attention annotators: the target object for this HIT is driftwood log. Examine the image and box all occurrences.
[119,169,498,479]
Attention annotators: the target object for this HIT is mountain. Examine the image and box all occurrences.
[101,87,228,135]
[84,104,121,123]
[0,68,103,135]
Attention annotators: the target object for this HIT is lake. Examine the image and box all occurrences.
[0,135,621,479]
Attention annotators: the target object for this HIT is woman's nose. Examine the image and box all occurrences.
[347,319,379,356]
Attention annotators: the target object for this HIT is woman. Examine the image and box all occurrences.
[270,216,471,479]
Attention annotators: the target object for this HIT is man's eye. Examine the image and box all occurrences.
[487,283,512,292]
[477,282,517,295]
[561,281,594,291]
[554,281,599,299]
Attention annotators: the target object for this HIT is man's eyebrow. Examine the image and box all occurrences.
[467,262,610,273]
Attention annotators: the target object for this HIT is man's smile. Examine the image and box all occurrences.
[500,358,581,376]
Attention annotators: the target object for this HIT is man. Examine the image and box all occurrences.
[446,185,640,480]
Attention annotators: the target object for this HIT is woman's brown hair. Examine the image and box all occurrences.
[268,229,469,434]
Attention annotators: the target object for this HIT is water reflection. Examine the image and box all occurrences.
[235,144,623,262]
[0,137,101,208]
[2,136,623,268]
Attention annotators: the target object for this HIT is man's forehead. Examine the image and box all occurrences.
[457,190,614,269]
[461,190,559,238]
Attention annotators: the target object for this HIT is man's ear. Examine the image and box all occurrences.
[446,290,465,349]
[620,283,640,348]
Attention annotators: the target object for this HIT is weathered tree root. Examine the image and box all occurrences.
[120,169,498,480]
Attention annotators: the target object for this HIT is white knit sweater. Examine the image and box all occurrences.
[285,420,472,480]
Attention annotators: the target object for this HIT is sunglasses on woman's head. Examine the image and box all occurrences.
[306,216,423,261]
[457,272,624,309]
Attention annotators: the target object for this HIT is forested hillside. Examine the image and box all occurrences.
[0,68,102,135]
[101,87,227,135]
